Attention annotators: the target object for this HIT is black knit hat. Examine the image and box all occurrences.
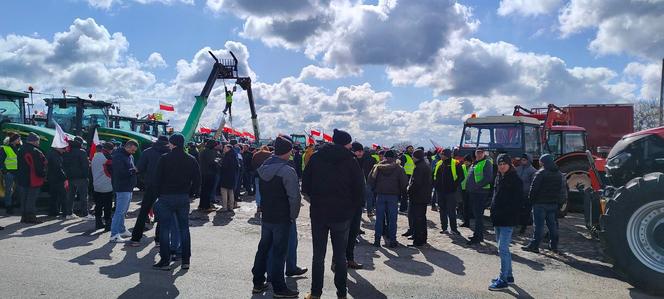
[8,133,20,143]
[384,150,396,158]
[351,142,363,152]
[332,129,352,146]
[441,148,452,157]
[496,153,512,165]
[413,149,425,160]
[463,154,473,162]
[169,133,185,148]
[274,136,293,155]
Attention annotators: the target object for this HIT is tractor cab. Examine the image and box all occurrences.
[0,89,28,125]
[290,134,307,147]
[109,115,136,131]
[134,118,169,137]
[545,126,588,158]
[605,127,664,186]
[459,115,542,159]
[44,97,111,137]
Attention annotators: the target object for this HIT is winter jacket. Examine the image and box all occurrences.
[137,141,170,187]
[91,151,113,193]
[17,143,46,188]
[46,149,67,183]
[252,150,271,171]
[529,168,567,205]
[434,158,464,194]
[302,143,365,223]
[199,148,220,177]
[112,147,137,192]
[408,159,433,204]
[242,151,253,170]
[368,160,408,196]
[466,157,494,193]
[219,150,238,189]
[515,154,537,196]
[258,156,302,223]
[357,154,376,180]
[490,169,523,227]
[155,147,201,197]
[63,142,89,180]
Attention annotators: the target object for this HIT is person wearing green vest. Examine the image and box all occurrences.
[433,149,464,235]
[399,145,415,216]
[0,133,21,215]
[466,149,494,245]
[223,85,234,116]
[459,154,473,227]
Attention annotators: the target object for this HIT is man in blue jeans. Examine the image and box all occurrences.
[110,140,139,243]
[367,150,408,248]
[152,134,200,270]
[252,136,300,298]
[522,154,566,253]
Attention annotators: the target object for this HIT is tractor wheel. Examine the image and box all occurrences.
[601,173,664,296]
[558,159,592,216]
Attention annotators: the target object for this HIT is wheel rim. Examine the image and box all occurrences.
[626,200,664,274]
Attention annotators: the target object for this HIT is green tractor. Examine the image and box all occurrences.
[109,114,137,132]
[43,96,156,160]
[134,116,170,138]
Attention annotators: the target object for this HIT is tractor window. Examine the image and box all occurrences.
[461,125,522,149]
[524,126,540,157]
[118,119,133,131]
[563,132,585,154]
[50,105,77,133]
[83,107,108,128]
[546,132,562,156]
[0,100,23,123]
[643,135,664,173]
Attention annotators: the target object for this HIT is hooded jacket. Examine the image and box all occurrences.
[63,141,89,180]
[112,147,137,192]
[258,155,302,223]
[155,146,201,197]
[529,155,567,204]
[515,154,537,196]
[368,159,408,195]
[252,150,272,171]
[219,150,238,189]
[137,141,170,187]
[491,168,523,226]
[46,149,67,183]
[302,143,365,223]
[408,159,433,204]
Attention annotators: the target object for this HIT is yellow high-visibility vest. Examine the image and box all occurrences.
[2,145,17,170]
[403,154,414,176]
[473,159,491,189]
[433,159,458,181]
[461,164,469,190]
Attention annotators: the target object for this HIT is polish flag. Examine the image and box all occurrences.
[51,121,69,149]
[89,128,100,160]
[310,129,321,137]
[322,133,333,142]
[199,127,212,134]
[159,101,175,112]
[372,143,379,149]
[307,137,315,146]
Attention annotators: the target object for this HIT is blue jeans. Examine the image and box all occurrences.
[375,194,398,243]
[254,177,261,207]
[364,185,375,213]
[267,221,298,280]
[530,203,559,249]
[156,194,191,261]
[111,192,132,236]
[3,172,14,208]
[252,221,290,292]
[495,226,514,281]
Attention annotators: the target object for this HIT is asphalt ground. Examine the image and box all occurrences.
[0,192,658,299]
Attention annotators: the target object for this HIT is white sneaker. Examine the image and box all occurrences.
[109,235,127,243]
[64,215,78,220]
[120,230,132,238]
[83,215,95,221]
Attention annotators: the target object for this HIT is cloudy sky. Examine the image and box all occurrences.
[0,0,662,146]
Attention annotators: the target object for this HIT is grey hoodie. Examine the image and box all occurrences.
[515,154,537,196]
[258,155,302,220]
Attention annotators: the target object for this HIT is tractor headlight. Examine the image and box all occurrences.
[607,152,631,168]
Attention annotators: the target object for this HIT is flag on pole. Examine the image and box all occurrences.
[430,139,442,152]
[52,121,69,149]
[89,127,100,160]
[199,127,212,134]
[159,101,175,112]
[307,136,315,146]
[322,133,333,142]
[310,129,321,137]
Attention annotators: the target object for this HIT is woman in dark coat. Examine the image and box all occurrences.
[219,144,238,211]
[488,153,523,291]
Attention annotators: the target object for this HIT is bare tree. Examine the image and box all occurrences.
[634,99,660,131]
[391,141,413,151]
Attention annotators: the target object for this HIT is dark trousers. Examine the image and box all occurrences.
[49,181,67,216]
[93,191,113,229]
[223,102,232,115]
[399,175,411,211]
[156,194,191,262]
[243,170,254,195]
[437,191,458,231]
[461,190,471,223]
[346,207,362,262]
[311,219,351,298]
[131,185,158,242]
[529,203,560,250]
[470,192,488,241]
[407,201,415,232]
[252,221,290,292]
[412,203,428,245]
[199,175,215,210]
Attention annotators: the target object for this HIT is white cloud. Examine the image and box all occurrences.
[498,0,563,16]
[87,0,193,9]
[145,52,167,68]
[297,64,360,81]
[624,62,662,100]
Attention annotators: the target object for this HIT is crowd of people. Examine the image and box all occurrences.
[0,127,568,297]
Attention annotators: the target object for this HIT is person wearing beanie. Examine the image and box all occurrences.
[63,135,92,219]
[252,136,303,298]
[1,132,22,214]
[368,148,408,248]
[346,141,375,270]
[433,148,464,236]
[90,142,115,230]
[515,153,536,234]
[488,153,523,290]
[522,153,566,254]
[466,149,494,245]
[152,133,201,270]
[16,132,46,223]
[302,129,365,299]
[459,154,474,227]
[128,133,172,246]
[406,149,432,247]
[219,144,239,212]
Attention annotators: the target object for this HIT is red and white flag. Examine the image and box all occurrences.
[159,101,175,112]
[307,137,315,146]
[89,127,100,160]
[322,133,333,142]
[310,129,321,137]
[199,127,212,134]
[52,121,69,149]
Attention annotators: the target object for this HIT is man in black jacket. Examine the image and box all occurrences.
[47,145,67,218]
[344,142,374,269]
[434,149,464,235]
[153,134,201,270]
[408,149,432,247]
[522,154,566,253]
[130,136,171,246]
[17,133,46,224]
[302,129,364,299]
[63,136,91,218]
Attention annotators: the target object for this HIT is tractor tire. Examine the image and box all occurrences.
[558,159,592,215]
[600,172,664,296]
